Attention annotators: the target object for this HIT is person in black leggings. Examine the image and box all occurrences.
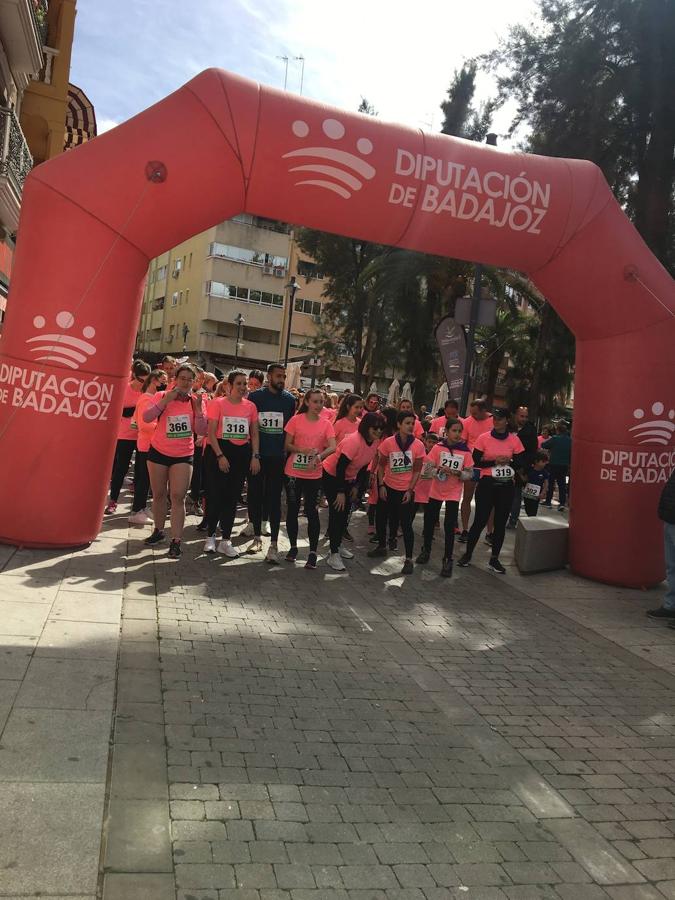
[105,359,151,514]
[458,408,525,574]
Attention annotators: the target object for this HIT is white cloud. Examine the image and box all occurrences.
[97,117,119,134]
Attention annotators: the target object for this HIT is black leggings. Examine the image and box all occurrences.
[323,472,353,554]
[422,498,459,560]
[132,450,150,512]
[189,443,204,501]
[465,477,514,559]
[377,486,416,558]
[285,477,321,552]
[207,442,251,539]
[545,465,568,505]
[110,439,136,502]
[248,457,286,542]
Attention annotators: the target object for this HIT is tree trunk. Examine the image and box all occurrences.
[485,352,504,406]
[528,303,555,421]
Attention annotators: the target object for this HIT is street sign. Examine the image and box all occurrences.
[308,357,321,366]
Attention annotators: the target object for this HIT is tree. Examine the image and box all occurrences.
[440,63,496,142]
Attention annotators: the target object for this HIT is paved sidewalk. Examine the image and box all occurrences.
[0,500,674,900]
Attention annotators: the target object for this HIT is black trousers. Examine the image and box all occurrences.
[523,498,540,517]
[248,457,286,542]
[323,472,353,554]
[207,442,251,539]
[189,444,204,501]
[545,465,568,505]
[285,477,321,552]
[422,498,459,560]
[465,477,514,559]
[377,486,416,558]
[110,438,136,502]
[132,450,150,512]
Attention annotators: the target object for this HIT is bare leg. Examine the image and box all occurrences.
[148,462,169,531]
[168,463,192,540]
[461,480,476,532]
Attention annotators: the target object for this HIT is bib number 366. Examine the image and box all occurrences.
[166,414,190,438]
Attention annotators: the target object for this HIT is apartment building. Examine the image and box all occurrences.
[137,214,327,373]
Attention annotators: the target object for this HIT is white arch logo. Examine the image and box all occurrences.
[629,401,675,446]
[282,117,376,200]
[26,311,97,370]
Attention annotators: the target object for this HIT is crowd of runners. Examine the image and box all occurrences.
[105,356,571,576]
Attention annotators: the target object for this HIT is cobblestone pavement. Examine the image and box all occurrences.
[1,499,675,900]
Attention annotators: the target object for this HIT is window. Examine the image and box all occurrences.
[179,291,183,304]
[172,258,182,277]
[189,253,192,268]
[208,242,288,269]
[297,259,324,280]
[168,324,175,342]
[294,298,322,318]
[152,297,165,311]
[206,281,283,308]
[156,265,167,281]
[171,292,178,306]
[185,289,190,304]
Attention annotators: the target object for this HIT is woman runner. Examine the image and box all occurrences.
[333,393,364,445]
[128,368,168,525]
[142,364,207,558]
[105,359,151,515]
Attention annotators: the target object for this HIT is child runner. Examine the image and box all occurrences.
[128,368,167,525]
[142,364,207,558]
[368,410,425,574]
[323,412,384,570]
[458,407,525,574]
[284,388,336,569]
[458,399,493,541]
[416,418,473,577]
[521,450,550,517]
[205,370,260,558]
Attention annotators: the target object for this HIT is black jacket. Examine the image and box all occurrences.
[517,421,539,469]
[658,469,675,524]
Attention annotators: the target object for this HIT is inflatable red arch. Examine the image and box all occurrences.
[0,68,673,587]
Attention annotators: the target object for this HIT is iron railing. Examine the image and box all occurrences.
[0,109,34,192]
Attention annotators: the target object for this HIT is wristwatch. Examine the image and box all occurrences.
[254,453,261,459]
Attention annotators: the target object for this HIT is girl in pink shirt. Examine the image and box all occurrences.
[128,368,168,525]
[142,364,208,558]
[332,393,364,445]
[322,412,384,570]
[398,399,424,439]
[367,410,425,574]
[284,389,336,569]
[458,408,525,574]
[105,359,151,515]
[416,419,473,577]
[205,370,260,558]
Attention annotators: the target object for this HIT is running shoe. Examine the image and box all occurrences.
[457,553,471,567]
[285,547,298,563]
[558,505,566,512]
[367,545,387,558]
[369,534,381,544]
[262,522,271,537]
[388,539,398,551]
[339,546,354,559]
[239,521,255,537]
[305,551,318,570]
[506,520,517,530]
[327,553,346,571]
[217,539,239,558]
[401,559,414,575]
[104,501,117,515]
[343,529,354,542]
[144,528,165,546]
[484,533,494,546]
[249,537,263,554]
[196,517,209,532]
[416,549,430,565]
[128,510,150,525]
[265,544,280,565]
[646,607,675,620]
[168,539,182,559]
[204,535,217,553]
[441,558,453,578]
[541,502,553,508]
[458,530,469,543]
[488,557,506,574]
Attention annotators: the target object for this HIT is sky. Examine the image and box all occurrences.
[70,0,538,142]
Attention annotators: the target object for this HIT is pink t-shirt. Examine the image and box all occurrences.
[462,415,494,450]
[149,392,199,457]
[430,415,448,437]
[323,431,378,482]
[320,406,336,422]
[333,416,359,445]
[284,413,335,479]
[208,396,257,446]
[133,393,157,453]
[118,382,141,441]
[379,435,425,491]
[414,454,436,504]
[538,434,546,448]
[474,431,525,477]
[428,443,474,501]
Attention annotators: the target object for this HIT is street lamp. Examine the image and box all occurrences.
[283,276,300,366]
[234,313,245,365]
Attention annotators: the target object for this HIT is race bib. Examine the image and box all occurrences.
[491,465,514,481]
[292,451,315,471]
[166,414,191,439]
[523,482,541,499]
[258,411,283,435]
[439,451,465,473]
[222,416,249,440]
[389,451,411,474]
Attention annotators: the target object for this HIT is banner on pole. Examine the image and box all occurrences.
[434,316,467,402]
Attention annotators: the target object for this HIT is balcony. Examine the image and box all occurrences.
[199,332,281,364]
[0,0,46,83]
[203,296,283,331]
[0,109,33,232]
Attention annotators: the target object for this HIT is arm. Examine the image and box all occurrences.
[472,448,493,469]
[208,417,230,472]
[332,453,353,511]
[318,436,336,463]
[249,417,260,474]
[403,456,424,502]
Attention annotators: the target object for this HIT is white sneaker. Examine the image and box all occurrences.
[265,544,280,565]
[250,537,263,554]
[128,510,150,525]
[339,546,354,559]
[327,553,346,571]
[204,535,217,553]
[217,539,239,558]
[240,521,255,537]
